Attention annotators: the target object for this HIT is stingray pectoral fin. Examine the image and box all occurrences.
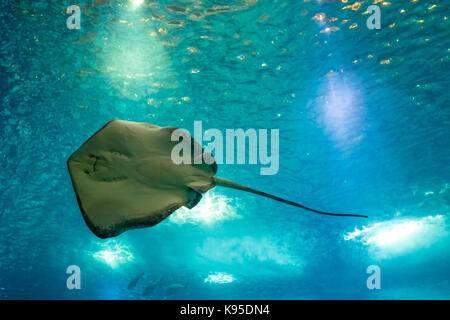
[68,165,191,238]
[213,177,368,218]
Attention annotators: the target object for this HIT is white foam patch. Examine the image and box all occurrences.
[169,193,240,225]
[197,236,301,268]
[92,240,134,269]
[344,215,448,258]
[204,272,235,284]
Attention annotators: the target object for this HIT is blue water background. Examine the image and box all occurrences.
[0,0,449,299]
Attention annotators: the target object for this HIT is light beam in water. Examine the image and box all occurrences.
[129,0,144,10]
[101,1,176,100]
[318,75,366,149]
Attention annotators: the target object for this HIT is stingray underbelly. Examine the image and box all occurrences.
[67,119,219,238]
[68,157,214,238]
[132,158,215,193]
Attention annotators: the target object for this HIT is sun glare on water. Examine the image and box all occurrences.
[92,240,134,269]
[129,0,144,9]
[344,215,447,258]
[204,272,235,284]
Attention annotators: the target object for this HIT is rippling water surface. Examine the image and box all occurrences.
[0,0,449,299]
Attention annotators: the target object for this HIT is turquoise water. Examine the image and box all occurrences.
[1,0,449,299]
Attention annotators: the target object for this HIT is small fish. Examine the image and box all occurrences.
[128,272,145,290]
[142,278,162,297]
[165,283,186,296]
[166,5,188,14]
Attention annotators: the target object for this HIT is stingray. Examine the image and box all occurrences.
[67,119,367,239]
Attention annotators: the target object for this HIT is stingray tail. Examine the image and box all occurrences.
[213,177,368,218]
